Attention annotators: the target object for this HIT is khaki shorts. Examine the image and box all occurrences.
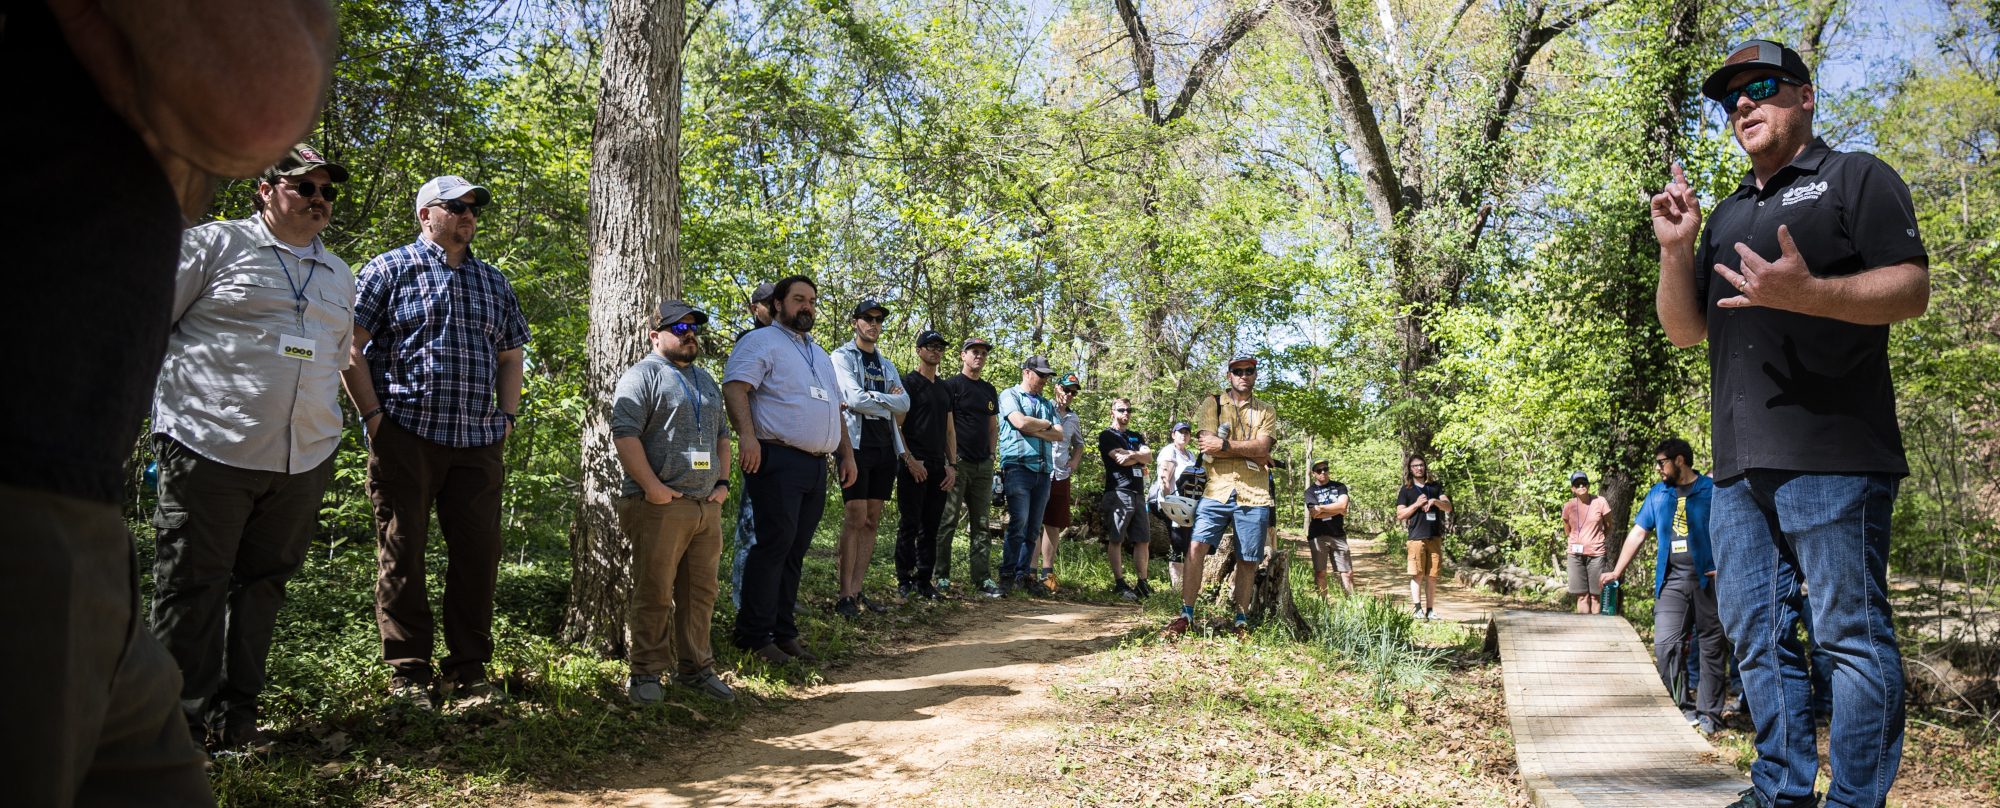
[1407,538,1444,577]
[1309,534,1352,573]
[1566,552,1606,596]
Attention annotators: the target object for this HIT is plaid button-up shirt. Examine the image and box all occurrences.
[354,236,531,447]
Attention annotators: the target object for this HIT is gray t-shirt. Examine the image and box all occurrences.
[611,353,727,497]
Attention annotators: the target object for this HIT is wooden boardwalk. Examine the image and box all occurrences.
[1489,610,1749,807]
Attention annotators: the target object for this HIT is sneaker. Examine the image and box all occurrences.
[1041,575,1060,595]
[389,677,435,712]
[452,678,510,705]
[1697,715,1720,736]
[858,592,889,614]
[671,666,738,703]
[1164,616,1191,638]
[934,577,953,594]
[1723,787,1764,808]
[917,581,943,601]
[979,579,1005,598]
[1133,580,1154,599]
[1425,609,1438,622]
[774,637,818,662]
[628,673,665,705]
[835,596,862,619]
[749,643,793,665]
[1114,581,1138,601]
[1231,620,1250,641]
[898,582,918,600]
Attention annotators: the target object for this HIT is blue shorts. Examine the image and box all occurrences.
[1189,494,1272,562]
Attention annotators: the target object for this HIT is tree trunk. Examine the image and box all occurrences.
[566,0,684,655]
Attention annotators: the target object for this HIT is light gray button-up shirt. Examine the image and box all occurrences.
[153,216,356,473]
[722,323,843,455]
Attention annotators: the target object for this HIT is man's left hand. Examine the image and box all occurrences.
[1717,225,1816,312]
[707,485,729,504]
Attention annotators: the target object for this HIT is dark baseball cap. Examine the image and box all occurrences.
[961,337,992,353]
[262,144,349,183]
[1569,471,1590,484]
[750,282,776,305]
[1023,355,1054,374]
[1701,40,1812,103]
[851,299,888,319]
[1171,420,1191,433]
[915,329,947,348]
[654,299,709,329]
[1054,372,1082,389]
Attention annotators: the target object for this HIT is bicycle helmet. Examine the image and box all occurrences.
[1160,495,1198,527]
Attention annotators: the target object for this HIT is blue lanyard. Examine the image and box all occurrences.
[269,247,318,323]
[787,330,818,376]
[673,365,703,432]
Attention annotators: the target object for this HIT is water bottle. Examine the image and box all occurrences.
[1599,580,1622,616]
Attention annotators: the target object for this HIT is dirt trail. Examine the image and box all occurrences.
[1314,536,1510,627]
[522,601,1140,808]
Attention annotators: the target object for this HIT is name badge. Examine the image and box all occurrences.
[1671,539,1689,554]
[687,451,712,470]
[1132,466,1144,477]
[1570,543,1584,554]
[809,386,830,402]
[1425,510,1437,522]
[279,334,317,362]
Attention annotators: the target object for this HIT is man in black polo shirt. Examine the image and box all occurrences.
[1652,40,1929,808]
[893,330,957,600]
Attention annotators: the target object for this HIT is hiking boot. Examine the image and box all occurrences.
[834,596,862,620]
[628,673,666,705]
[749,643,792,665]
[1164,616,1191,638]
[858,592,889,614]
[1113,581,1138,601]
[1231,621,1250,641]
[1133,580,1153,599]
[934,577,953,595]
[979,579,1005,598]
[774,637,818,662]
[671,666,738,703]
[389,677,435,712]
[1723,787,1764,808]
[917,581,943,601]
[1041,575,1060,595]
[1697,715,1720,736]
[452,678,510,705]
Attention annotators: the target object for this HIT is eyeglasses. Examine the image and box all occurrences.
[856,314,886,324]
[660,322,701,336]
[428,199,485,216]
[1654,457,1673,467]
[1228,367,1258,377]
[1718,77,1802,110]
[281,179,339,201]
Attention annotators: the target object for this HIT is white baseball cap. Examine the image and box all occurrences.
[414,175,492,213]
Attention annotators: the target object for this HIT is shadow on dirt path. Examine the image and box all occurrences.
[519,600,1142,808]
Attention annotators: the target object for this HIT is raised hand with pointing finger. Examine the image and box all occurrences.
[1650,163,1702,250]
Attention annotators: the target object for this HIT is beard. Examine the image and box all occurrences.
[783,307,815,333]
[666,338,700,364]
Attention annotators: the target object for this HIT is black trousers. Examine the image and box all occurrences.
[150,435,333,743]
[734,444,827,650]
[894,458,950,585]
[1656,570,1730,720]
[1,483,215,807]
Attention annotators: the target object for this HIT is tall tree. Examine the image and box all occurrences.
[567,0,685,653]
[1283,0,1605,463]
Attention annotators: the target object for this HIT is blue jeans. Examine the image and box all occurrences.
[1190,493,1272,562]
[729,489,754,609]
[1713,471,1903,808]
[1797,591,1837,716]
[999,463,1050,580]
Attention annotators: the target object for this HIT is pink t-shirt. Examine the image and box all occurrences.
[1563,496,1612,556]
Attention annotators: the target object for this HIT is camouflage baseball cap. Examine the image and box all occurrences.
[261,144,349,183]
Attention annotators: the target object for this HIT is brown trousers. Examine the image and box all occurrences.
[0,484,215,808]
[367,417,505,684]
[617,495,723,676]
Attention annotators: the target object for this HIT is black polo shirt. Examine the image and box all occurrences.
[1693,137,1926,481]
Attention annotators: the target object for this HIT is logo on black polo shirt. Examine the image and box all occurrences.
[1781,181,1828,205]
[987,401,996,412]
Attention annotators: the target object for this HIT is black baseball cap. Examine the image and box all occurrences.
[262,144,350,183]
[750,282,776,305]
[1701,40,1812,103]
[915,329,947,348]
[961,337,992,353]
[654,299,709,329]
[851,299,888,319]
[1023,355,1054,374]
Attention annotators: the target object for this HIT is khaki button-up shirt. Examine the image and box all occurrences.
[152,216,355,473]
[1196,393,1278,507]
